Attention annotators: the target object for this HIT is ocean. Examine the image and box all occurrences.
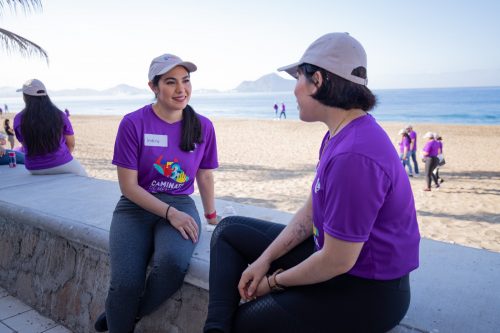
[2,86,499,125]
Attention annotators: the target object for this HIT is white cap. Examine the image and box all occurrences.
[398,129,407,135]
[16,79,47,96]
[278,32,367,85]
[148,54,197,81]
[423,132,435,139]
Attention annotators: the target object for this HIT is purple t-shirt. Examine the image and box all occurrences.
[422,140,439,157]
[399,136,410,154]
[409,130,417,151]
[13,111,74,170]
[112,105,218,195]
[312,114,420,280]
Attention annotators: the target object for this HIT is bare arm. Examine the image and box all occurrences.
[239,193,314,298]
[273,234,363,287]
[117,166,199,242]
[65,134,75,153]
[196,168,217,225]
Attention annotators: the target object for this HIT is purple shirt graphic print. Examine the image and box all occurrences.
[112,104,218,195]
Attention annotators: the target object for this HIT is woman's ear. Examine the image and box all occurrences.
[310,71,323,94]
[148,81,157,93]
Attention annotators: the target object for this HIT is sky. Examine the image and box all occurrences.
[1,0,500,91]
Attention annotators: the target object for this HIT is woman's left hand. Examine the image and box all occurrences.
[168,208,199,243]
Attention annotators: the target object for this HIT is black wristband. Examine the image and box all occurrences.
[165,205,171,221]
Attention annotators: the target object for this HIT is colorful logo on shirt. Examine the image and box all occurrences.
[313,224,321,249]
[153,155,189,183]
[314,177,321,193]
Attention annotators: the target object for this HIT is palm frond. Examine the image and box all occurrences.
[0,28,48,62]
[0,0,43,16]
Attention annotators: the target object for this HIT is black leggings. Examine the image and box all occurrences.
[204,216,411,333]
[425,156,440,188]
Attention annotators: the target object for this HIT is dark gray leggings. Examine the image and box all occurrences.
[105,194,201,333]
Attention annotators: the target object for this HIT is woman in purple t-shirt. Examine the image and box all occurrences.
[398,128,413,177]
[13,79,87,176]
[95,54,219,333]
[204,33,420,333]
[422,132,440,191]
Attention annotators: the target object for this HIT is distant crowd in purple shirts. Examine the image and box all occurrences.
[397,124,445,192]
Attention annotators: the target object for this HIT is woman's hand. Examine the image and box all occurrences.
[238,258,270,300]
[168,207,199,243]
[0,146,5,157]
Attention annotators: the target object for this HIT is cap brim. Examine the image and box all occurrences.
[16,88,23,92]
[149,61,197,81]
[277,62,301,79]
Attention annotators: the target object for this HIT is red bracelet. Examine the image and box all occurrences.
[204,211,217,219]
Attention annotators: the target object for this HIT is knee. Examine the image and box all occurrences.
[152,255,190,280]
[210,216,240,249]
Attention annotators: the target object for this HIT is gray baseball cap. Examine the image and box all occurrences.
[278,32,368,85]
[148,54,197,81]
[16,78,48,96]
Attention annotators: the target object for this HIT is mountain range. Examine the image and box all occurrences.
[0,73,295,98]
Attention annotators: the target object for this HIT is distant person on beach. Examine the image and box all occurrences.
[280,102,286,119]
[204,32,419,333]
[421,131,440,191]
[398,128,413,177]
[273,103,278,118]
[64,108,70,117]
[3,104,7,112]
[406,124,419,175]
[4,119,15,149]
[94,53,219,333]
[0,106,3,117]
[0,132,25,165]
[434,134,445,184]
[13,79,87,176]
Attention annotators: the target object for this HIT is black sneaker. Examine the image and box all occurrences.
[94,312,108,332]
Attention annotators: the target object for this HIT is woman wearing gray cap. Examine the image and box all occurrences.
[13,79,87,176]
[204,33,419,333]
[94,54,218,332]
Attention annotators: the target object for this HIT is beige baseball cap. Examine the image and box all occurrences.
[278,32,368,85]
[148,54,197,81]
[16,79,47,96]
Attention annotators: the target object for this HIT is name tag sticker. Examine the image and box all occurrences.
[144,134,168,147]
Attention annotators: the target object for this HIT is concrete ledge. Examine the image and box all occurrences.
[1,166,499,332]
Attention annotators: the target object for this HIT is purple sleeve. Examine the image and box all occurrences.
[62,113,74,135]
[422,141,432,153]
[322,154,390,242]
[112,117,140,170]
[404,137,411,149]
[13,114,23,143]
[199,120,219,169]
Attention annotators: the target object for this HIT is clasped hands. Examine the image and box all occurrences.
[237,259,272,301]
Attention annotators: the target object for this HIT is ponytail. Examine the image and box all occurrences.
[180,104,202,151]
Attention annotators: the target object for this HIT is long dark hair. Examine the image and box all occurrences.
[152,75,203,151]
[20,94,64,156]
[298,63,377,111]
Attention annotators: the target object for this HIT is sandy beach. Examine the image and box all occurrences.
[3,113,500,253]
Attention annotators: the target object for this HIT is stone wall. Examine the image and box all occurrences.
[0,214,208,333]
